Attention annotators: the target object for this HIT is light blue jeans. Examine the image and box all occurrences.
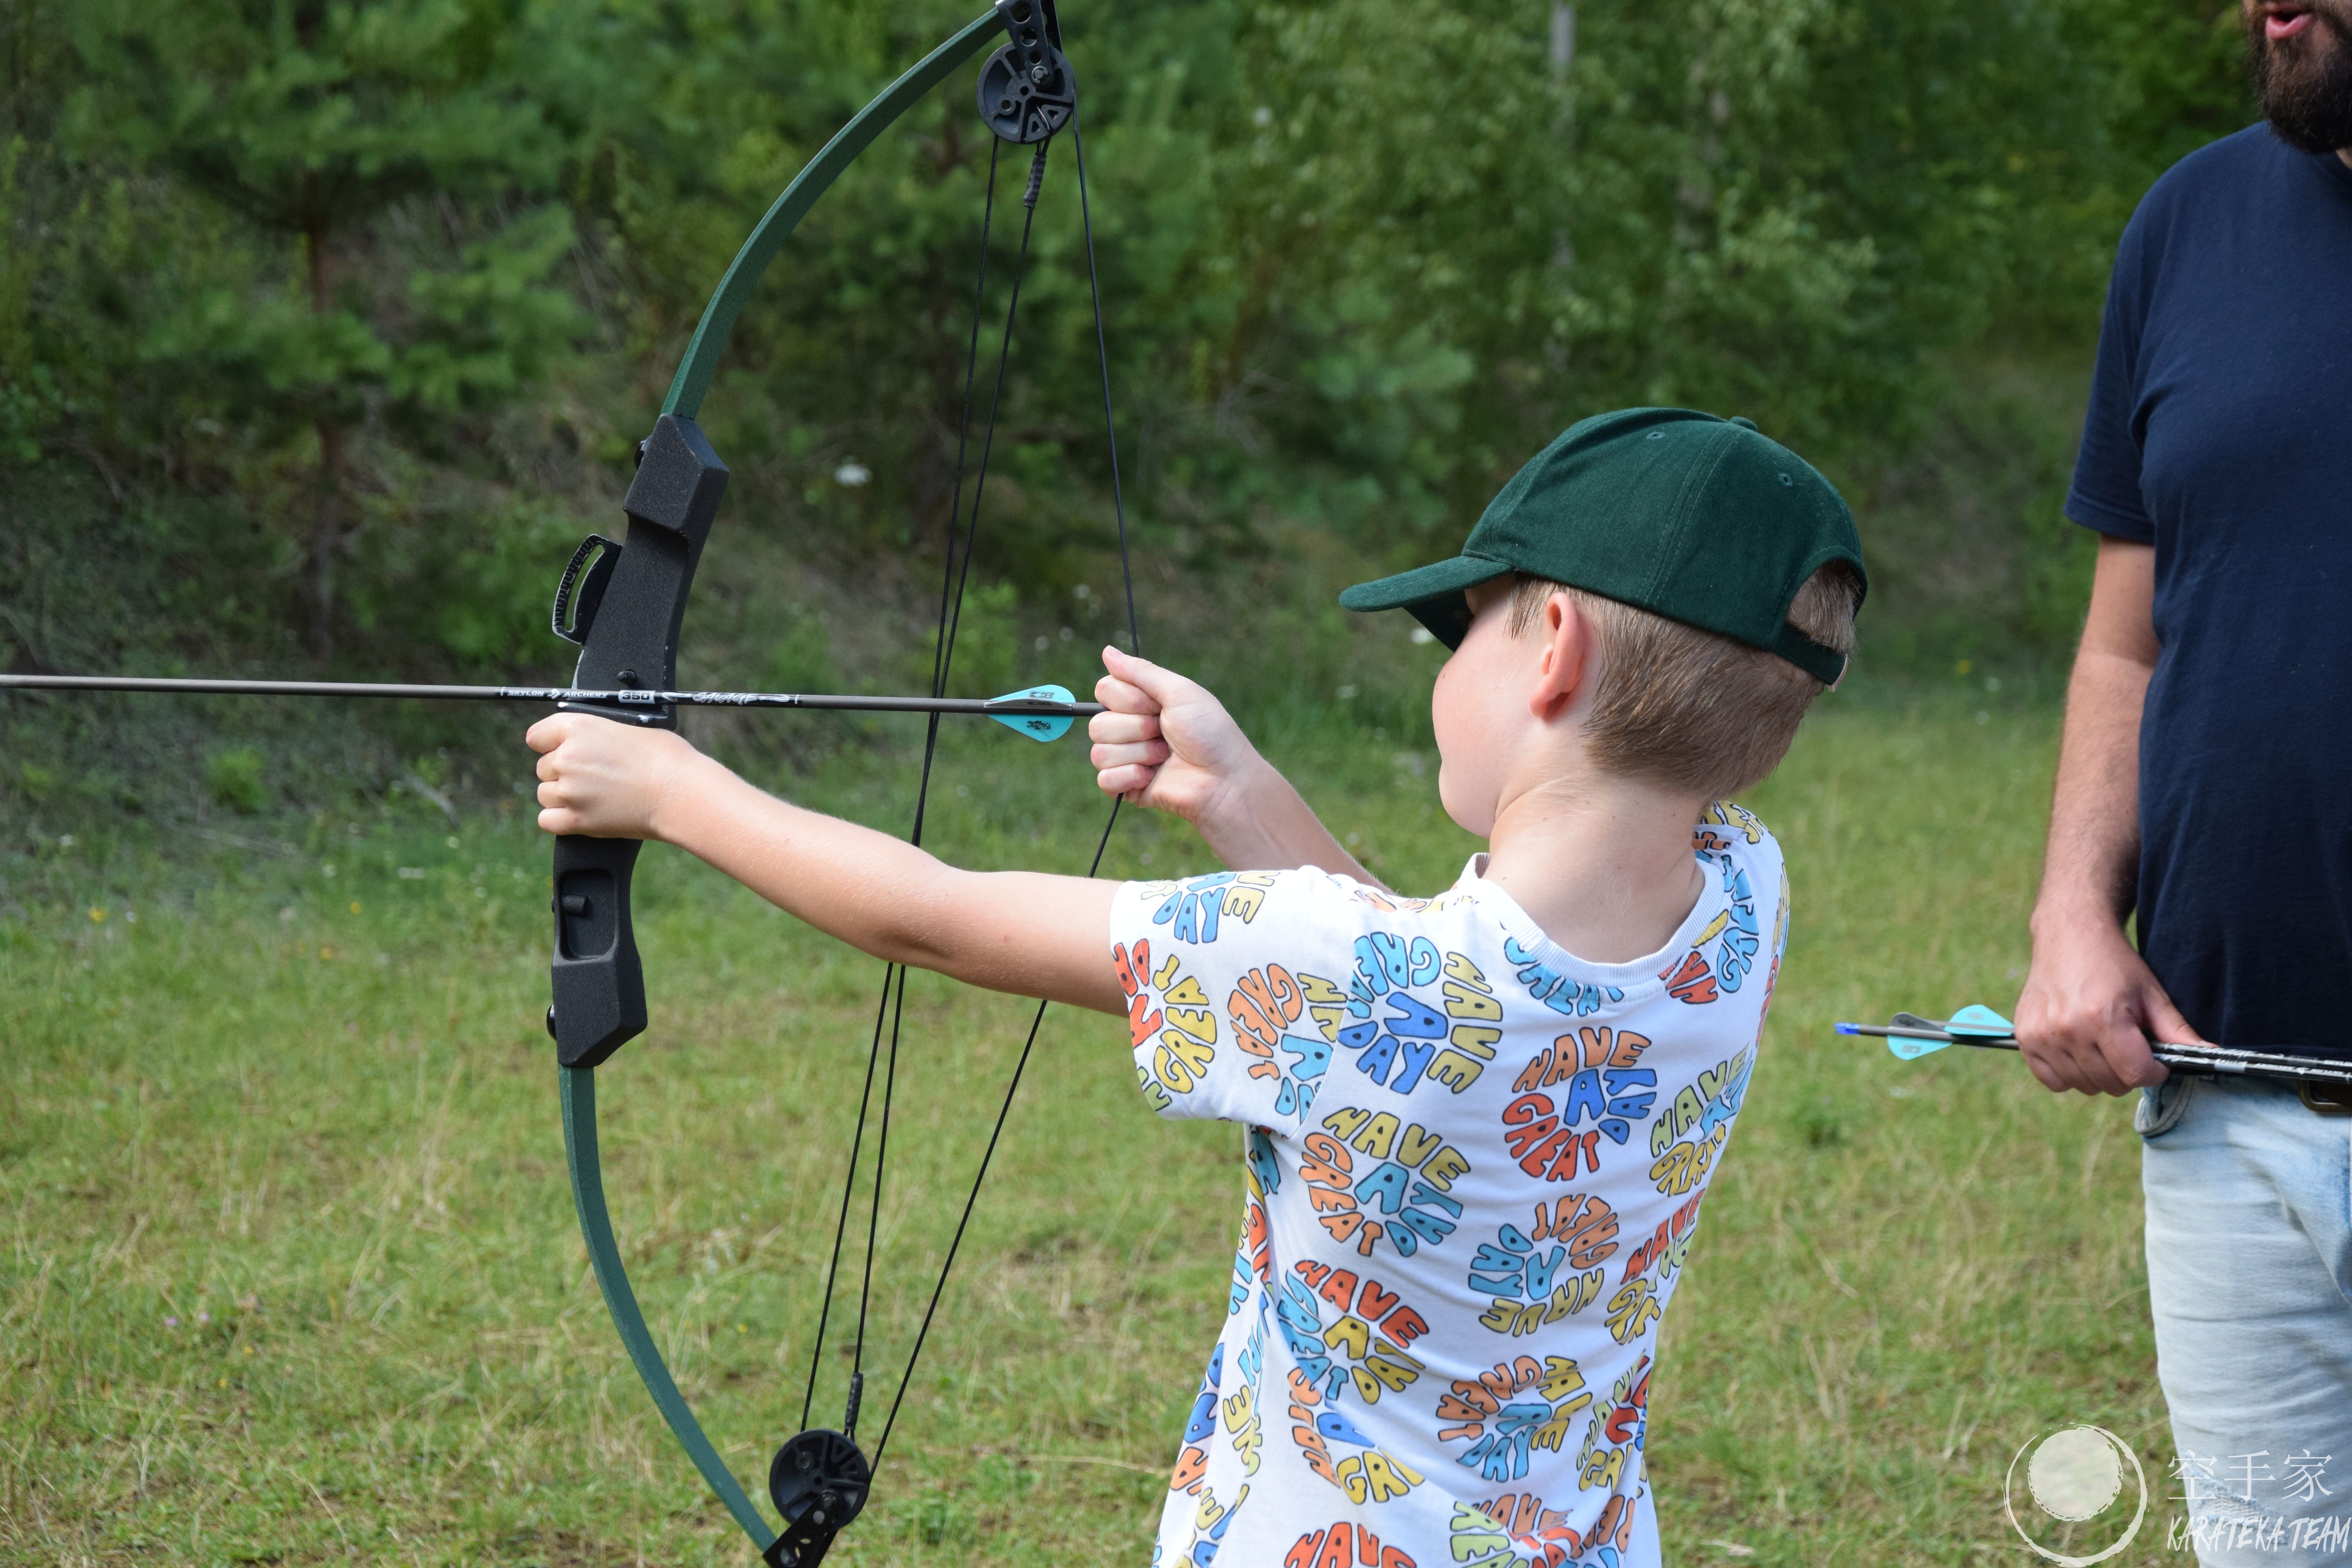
[2141,1074,2352,1566]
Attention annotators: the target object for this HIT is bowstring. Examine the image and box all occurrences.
[805,133,1008,1439]
[850,136,1051,1421]
[1072,107,1143,655]
[810,131,1071,1445]
[873,106,1139,1473]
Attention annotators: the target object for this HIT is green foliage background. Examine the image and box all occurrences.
[4,0,2251,825]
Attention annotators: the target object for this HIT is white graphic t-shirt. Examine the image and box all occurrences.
[1110,805,1788,1568]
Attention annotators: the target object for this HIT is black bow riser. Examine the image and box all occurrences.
[549,414,730,1070]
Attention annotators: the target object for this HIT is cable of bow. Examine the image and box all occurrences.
[802,96,1143,1483]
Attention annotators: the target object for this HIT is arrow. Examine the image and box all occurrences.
[0,673,1102,740]
[1837,1005,2352,1088]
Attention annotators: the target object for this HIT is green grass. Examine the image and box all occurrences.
[0,689,2173,1566]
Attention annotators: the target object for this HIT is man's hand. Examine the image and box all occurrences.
[1089,646,1268,825]
[2017,538,2189,1096]
[527,712,708,841]
[2015,917,2196,1094]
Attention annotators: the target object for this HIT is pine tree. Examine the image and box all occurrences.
[69,0,582,651]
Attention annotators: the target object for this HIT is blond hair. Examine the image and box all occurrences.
[1509,565,1862,798]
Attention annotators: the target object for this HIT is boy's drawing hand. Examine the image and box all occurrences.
[1089,646,1264,827]
[1091,646,1381,886]
[527,712,709,842]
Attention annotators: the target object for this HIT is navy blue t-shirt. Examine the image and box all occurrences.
[2066,127,2352,1051]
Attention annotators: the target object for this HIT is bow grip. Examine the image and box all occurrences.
[546,415,728,1069]
[551,835,648,1068]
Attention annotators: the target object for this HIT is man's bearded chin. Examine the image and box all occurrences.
[2248,3,2352,154]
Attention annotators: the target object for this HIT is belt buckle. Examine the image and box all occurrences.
[2297,1082,2352,1117]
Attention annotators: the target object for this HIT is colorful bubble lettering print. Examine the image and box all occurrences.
[1283,1520,1417,1568]
[1118,936,1221,1102]
[1574,1357,1650,1493]
[1658,948,1718,1005]
[1152,870,1281,945]
[1434,1354,1593,1484]
[1503,935,1626,1019]
[1468,1196,1617,1337]
[1170,1341,1224,1497]
[1178,1480,1249,1566]
[1501,1026,1661,1178]
[1225,1311,1270,1473]
[1616,1189,1705,1296]
[1661,820,1764,1005]
[1278,1355,1429,1506]
[1246,1126,1283,1198]
[1231,1185,1272,1315]
[1445,1504,1521,1568]
[1700,799,1766,844]
[1300,1108,1472,1259]
[1644,1049,1752,1196]
[1227,964,1347,1120]
[1279,1259,1431,1405]
[1222,1376,1265,1478]
[1334,938,1506,1096]
[1692,861,1760,994]
[1465,1490,1641,1568]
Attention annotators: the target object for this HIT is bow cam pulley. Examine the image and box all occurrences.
[762,1429,873,1568]
[978,0,1073,143]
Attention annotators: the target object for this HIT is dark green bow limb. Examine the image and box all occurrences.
[563,1069,780,1555]
[662,7,1010,423]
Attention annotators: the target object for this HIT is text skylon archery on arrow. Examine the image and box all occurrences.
[0,675,1103,742]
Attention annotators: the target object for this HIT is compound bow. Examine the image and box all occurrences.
[544,4,1135,1563]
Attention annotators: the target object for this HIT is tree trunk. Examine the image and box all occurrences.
[305,222,344,656]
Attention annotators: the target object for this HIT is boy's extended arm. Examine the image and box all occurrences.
[1088,648,1387,887]
[529,714,1125,1016]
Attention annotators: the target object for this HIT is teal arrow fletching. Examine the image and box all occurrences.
[1887,1034,1954,1061]
[1945,1003,2016,1040]
[988,684,1077,742]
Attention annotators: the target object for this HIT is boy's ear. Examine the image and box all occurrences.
[1529,589,1592,722]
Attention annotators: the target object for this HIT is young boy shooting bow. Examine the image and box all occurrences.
[528,406,1864,1568]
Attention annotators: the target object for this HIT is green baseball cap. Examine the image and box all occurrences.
[1339,407,1866,684]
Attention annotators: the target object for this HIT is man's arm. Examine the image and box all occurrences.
[2014,535,2202,1094]
[1088,647,1385,886]
[528,714,1126,1017]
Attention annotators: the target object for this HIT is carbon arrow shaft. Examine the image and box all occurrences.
[0,673,1104,719]
[1843,1022,2352,1087]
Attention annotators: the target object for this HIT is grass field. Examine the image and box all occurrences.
[0,686,2178,1566]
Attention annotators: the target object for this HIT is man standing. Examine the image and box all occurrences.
[2018,1,2352,1559]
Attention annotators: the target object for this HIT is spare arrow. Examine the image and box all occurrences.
[0,673,1103,739]
[1837,1006,2352,1088]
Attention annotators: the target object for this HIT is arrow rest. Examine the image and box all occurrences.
[551,534,622,646]
[762,1429,873,1568]
[978,0,1072,143]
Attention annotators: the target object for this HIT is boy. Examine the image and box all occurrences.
[529,406,1864,1568]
